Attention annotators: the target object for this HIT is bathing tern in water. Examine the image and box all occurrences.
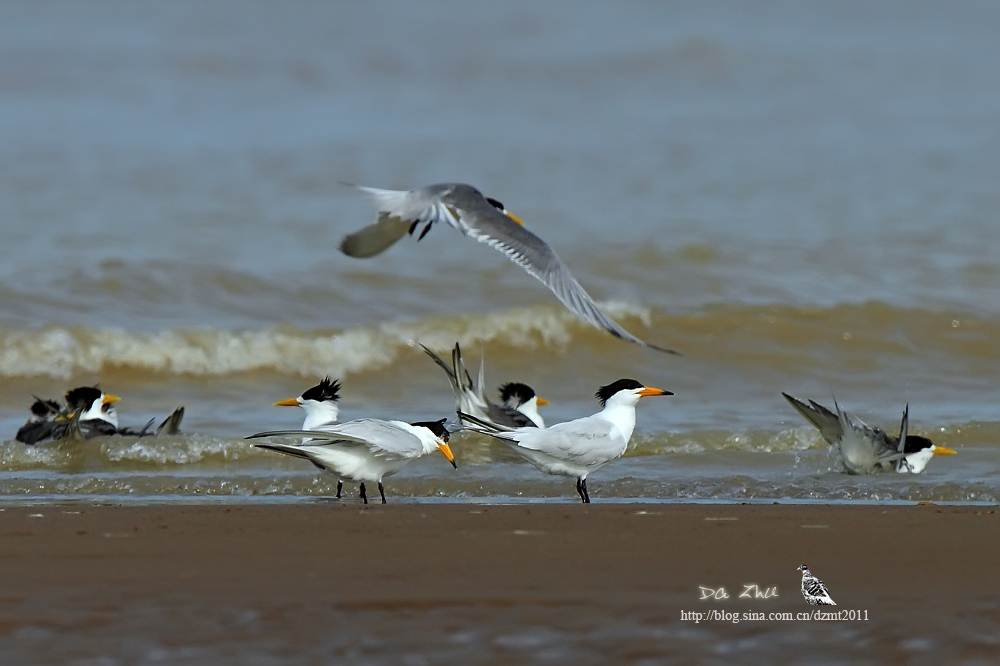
[782,393,956,474]
[421,342,547,429]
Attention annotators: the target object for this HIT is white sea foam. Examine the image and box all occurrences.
[0,301,653,379]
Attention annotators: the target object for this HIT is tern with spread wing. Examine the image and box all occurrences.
[421,342,547,428]
[782,393,956,474]
[461,378,671,502]
[340,183,676,354]
[248,417,457,504]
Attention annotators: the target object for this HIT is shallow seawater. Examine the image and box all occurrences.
[1,421,997,505]
[5,3,1000,664]
[2,0,1000,511]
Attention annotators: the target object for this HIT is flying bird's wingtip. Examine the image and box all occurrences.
[655,345,682,356]
[642,340,681,356]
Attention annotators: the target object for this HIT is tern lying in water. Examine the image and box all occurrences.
[461,379,671,503]
[782,393,956,474]
[339,182,677,354]
[14,387,184,444]
[249,414,457,504]
[421,342,547,428]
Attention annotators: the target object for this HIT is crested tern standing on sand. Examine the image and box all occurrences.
[248,418,457,504]
[782,393,956,474]
[339,183,677,354]
[421,342,547,428]
[461,378,671,503]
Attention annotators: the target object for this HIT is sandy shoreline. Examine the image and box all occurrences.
[1,503,997,663]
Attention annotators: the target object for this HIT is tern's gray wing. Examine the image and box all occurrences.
[247,428,371,445]
[250,419,425,459]
[345,183,676,354]
[156,406,185,436]
[339,184,462,258]
[833,401,902,473]
[455,343,534,427]
[894,404,910,471]
[339,212,413,258]
[421,344,461,395]
[423,342,493,421]
[485,401,536,428]
[513,417,625,466]
[783,393,844,445]
[460,211,675,354]
[15,420,56,445]
[332,419,427,459]
[78,419,117,439]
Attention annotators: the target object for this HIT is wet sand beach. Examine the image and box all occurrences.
[1,503,997,663]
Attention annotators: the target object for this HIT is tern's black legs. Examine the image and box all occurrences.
[336,480,343,499]
[408,219,435,241]
[378,481,387,504]
[576,477,591,503]
[359,482,368,504]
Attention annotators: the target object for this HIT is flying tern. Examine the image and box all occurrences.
[340,183,677,354]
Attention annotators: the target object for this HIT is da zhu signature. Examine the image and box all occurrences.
[699,584,779,601]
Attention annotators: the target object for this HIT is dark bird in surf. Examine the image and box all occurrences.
[14,387,184,444]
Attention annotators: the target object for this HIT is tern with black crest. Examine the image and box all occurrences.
[272,377,351,497]
[248,417,457,504]
[421,342,547,429]
[782,393,956,474]
[461,378,672,502]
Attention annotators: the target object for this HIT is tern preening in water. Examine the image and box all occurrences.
[14,387,183,444]
[421,342,547,429]
[339,182,677,354]
[782,393,956,474]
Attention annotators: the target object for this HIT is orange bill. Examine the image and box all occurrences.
[437,441,458,469]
